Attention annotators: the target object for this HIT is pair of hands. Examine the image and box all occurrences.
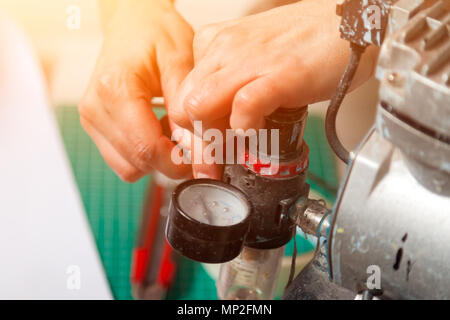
[79,0,378,182]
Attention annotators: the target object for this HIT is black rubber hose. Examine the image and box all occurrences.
[325,43,366,164]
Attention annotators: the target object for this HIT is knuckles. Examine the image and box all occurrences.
[94,69,129,108]
[78,70,120,121]
[167,108,191,129]
[78,116,91,132]
[233,90,253,112]
[117,166,143,183]
[194,24,219,49]
[183,93,203,119]
[78,97,96,123]
[129,138,156,172]
[193,24,235,59]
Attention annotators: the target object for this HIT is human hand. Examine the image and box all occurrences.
[79,0,193,182]
[170,0,379,178]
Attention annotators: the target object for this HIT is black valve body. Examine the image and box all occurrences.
[224,107,310,250]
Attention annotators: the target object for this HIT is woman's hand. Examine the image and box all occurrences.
[79,0,193,182]
[169,0,379,178]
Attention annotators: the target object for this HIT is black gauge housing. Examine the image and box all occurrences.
[165,179,252,263]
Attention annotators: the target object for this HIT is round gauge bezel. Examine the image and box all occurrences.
[174,179,251,230]
[166,179,253,263]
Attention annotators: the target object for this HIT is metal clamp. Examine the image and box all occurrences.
[293,199,331,238]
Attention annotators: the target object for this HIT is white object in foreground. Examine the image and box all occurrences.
[0,14,112,300]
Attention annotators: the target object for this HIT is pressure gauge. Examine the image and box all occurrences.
[166,179,252,263]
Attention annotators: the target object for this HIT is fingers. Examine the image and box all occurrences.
[171,62,259,130]
[191,131,223,180]
[169,19,249,130]
[175,70,286,132]
[79,69,192,181]
[193,18,241,63]
[169,119,224,180]
[185,68,247,121]
[230,76,285,131]
[157,17,194,111]
[169,59,284,181]
[192,162,223,180]
[78,4,197,182]
[98,98,191,179]
[159,53,193,109]
[80,117,145,183]
[168,60,220,130]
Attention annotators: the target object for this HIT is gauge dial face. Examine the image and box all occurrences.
[178,183,249,227]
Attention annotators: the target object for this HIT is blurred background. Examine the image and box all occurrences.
[0,0,379,299]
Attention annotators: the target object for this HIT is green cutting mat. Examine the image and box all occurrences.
[55,106,337,300]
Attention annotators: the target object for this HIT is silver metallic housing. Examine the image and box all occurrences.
[329,0,450,299]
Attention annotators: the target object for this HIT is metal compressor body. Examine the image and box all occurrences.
[329,0,450,299]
